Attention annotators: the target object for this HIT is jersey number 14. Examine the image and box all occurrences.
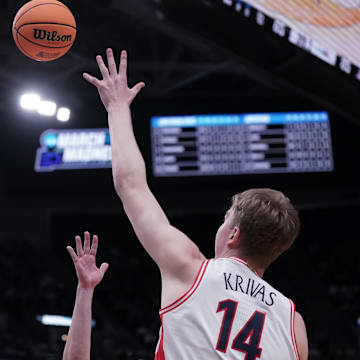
[216,299,266,359]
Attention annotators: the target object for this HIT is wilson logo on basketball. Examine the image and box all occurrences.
[33,29,72,42]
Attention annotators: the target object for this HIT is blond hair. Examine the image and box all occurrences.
[231,188,300,268]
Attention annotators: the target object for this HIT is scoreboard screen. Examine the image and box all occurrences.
[151,111,334,177]
[218,0,360,80]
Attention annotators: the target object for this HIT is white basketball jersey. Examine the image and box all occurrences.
[155,257,299,360]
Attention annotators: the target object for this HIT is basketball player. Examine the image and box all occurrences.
[83,48,309,359]
[62,231,109,360]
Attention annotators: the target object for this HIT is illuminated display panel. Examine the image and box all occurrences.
[219,0,360,79]
[151,111,334,177]
[35,129,112,172]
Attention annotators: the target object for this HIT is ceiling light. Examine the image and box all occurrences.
[20,93,41,110]
[38,101,57,116]
[57,107,71,122]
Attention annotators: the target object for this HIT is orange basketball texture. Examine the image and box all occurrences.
[12,0,76,62]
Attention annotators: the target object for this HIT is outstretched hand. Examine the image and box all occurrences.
[83,48,145,111]
[67,231,109,289]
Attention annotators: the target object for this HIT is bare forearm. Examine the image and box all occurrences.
[63,286,94,360]
[108,104,147,193]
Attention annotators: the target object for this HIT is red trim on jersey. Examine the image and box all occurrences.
[159,259,210,316]
[230,256,248,265]
[154,319,165,360]
[289,300,300,360]
[159,259,207,313]
[230,257,261,277]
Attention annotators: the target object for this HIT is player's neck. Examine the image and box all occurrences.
[245,260,265,278]
[219,249,265,278]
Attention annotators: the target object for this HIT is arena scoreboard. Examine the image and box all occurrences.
[34,112,334,175]
[151,111,334,177]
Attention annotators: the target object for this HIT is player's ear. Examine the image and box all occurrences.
[228,226,241,248]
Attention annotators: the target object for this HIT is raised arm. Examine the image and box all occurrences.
[83,49,205,305]
[63,232,109,360]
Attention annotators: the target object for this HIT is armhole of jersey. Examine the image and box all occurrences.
[289,299,301,360]
[159,259,210,316]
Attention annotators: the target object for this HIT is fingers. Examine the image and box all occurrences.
[83,73,101,88]
[67,246,78,263]
[84,231,91,254]
[90,234,98,256]
[118,50,128,81]
[131,82,145,96]
[106,48,117,77]
[96,55,110,80]
[85,49,130,88]
[75,235,84,257]
[128,82,145,105]
[100,262,109,275]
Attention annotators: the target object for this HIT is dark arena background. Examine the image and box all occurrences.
[1,0,360,359]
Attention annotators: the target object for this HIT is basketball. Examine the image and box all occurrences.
[12,0,77,62]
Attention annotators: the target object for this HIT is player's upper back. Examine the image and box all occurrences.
[155,257,300,360]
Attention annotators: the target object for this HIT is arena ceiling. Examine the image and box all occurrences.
[2,0,352,106]
[0,0,359,212]
[0,0,358,115]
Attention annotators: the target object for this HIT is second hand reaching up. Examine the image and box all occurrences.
[62,231,109,360]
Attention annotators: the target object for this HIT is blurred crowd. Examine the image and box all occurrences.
[0,207,359,359]
[0,238,160,359]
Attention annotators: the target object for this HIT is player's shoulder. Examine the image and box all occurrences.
[295,311,305,325]
[294,311,309,360]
